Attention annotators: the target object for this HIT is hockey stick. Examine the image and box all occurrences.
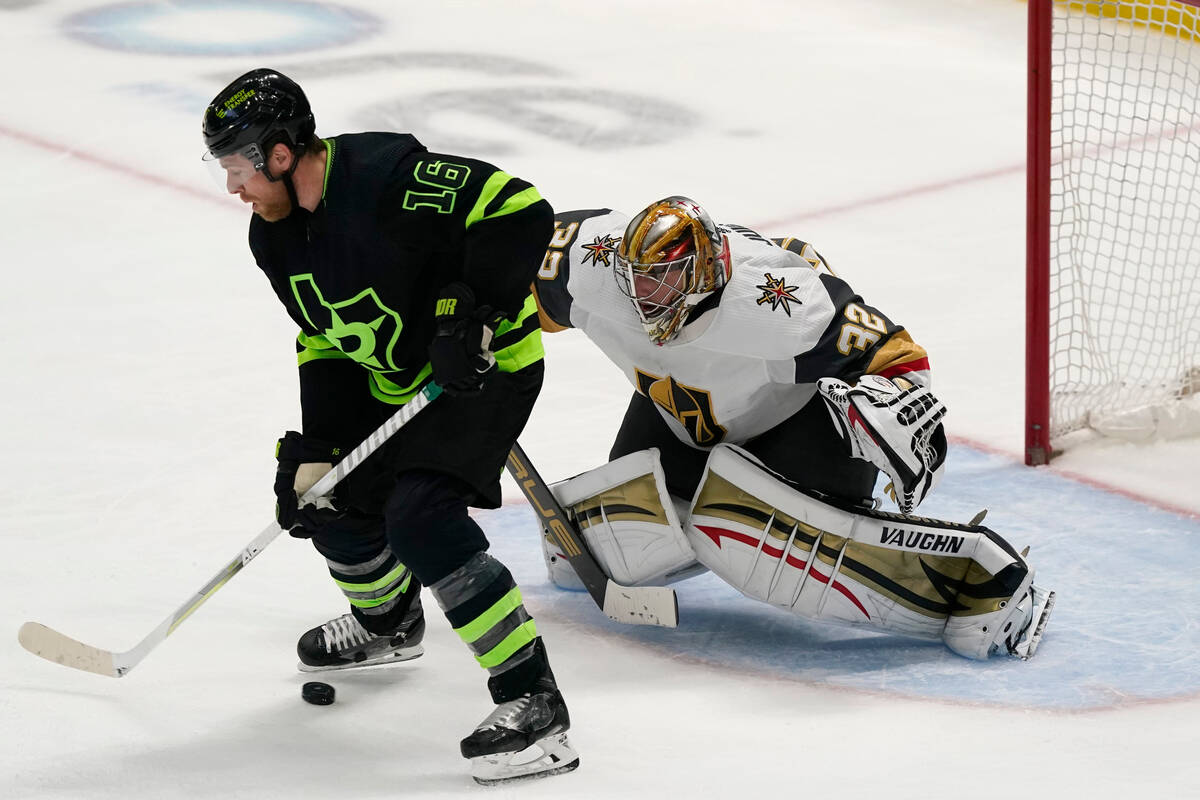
[505,443,678,628]
[18,383,444,678]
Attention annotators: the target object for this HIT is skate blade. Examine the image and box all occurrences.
[296,644,424,673]
[470,732,580,785]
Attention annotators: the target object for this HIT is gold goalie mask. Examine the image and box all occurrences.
[614,196,732,345]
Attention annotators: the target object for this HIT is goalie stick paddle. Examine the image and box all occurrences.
[505,443,678,628]
[17,383,444,678]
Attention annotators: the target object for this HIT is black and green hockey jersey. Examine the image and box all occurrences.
[248,132,549,443]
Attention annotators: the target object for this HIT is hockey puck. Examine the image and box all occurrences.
[301,681,335,705]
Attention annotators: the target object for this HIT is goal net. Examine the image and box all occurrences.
[1027,0,1200,464]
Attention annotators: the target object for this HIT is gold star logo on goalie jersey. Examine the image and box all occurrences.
[581,234,620,267]
[755,273,802,316]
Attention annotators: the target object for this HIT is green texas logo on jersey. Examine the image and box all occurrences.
[290,274,404,372]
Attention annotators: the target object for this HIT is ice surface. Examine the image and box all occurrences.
[2,1,1198,798]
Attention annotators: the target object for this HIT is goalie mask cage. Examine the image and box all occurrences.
[1026,0,1200,465]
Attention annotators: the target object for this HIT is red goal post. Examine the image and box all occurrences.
[1027,0,1200,465]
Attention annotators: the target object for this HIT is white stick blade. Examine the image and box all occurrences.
[18,622,120,678]
[601,581,679,628]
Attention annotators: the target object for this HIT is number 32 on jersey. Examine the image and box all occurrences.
[837,302,887,355]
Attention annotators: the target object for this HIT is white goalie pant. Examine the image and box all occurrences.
[544,449,702,591]
[685,444,1048,660]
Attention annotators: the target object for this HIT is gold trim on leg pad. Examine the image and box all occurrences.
[548,449,697,586]
[685,445,1053,657]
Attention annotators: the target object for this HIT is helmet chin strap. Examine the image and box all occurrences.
[263,144,304,213]
[281,172,301,214]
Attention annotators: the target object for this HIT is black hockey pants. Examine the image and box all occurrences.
[610,391,878,504]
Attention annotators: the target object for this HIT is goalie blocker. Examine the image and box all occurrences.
[544,446,1054,660]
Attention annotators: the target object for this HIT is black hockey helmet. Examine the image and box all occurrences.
[202,68,315,172]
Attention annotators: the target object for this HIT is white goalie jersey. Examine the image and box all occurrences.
[535,210,1055,661]
[533,208,933,451]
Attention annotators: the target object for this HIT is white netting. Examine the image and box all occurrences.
[1050,0,1200,443]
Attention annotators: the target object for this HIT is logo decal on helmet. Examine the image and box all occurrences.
[216,89,257,119]
[581,234,620,267]
[202,69,315,163]
[755,273,802,316]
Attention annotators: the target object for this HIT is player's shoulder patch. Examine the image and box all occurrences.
[577,230,621,268]
[536,208,628,328]
[700,255,836,360]
[547,209,624,265]
[727,260,828,318]
[752,271,805,317]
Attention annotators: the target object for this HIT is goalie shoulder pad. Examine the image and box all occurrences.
[548,449,698,587]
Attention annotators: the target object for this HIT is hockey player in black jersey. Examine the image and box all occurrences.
[202,68,576,784]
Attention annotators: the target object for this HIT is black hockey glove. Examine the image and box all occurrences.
[274,431,346,539]
[428,281,502,396]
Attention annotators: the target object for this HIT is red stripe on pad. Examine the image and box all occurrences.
[693,525,869,618]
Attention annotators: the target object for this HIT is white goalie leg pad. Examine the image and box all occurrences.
[546,449,699,587]
[685,444,1054,657]
[540,530,586,591]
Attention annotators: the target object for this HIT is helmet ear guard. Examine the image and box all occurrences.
[614,196,729,345]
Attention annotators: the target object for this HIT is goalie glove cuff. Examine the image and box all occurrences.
[817,375,948,514]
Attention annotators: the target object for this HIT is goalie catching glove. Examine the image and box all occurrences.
[817,374,947,514]
[428,281,503,396]
[274,431,346,539]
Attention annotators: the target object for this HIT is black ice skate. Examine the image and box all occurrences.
[296,599,425,672]
[460,689,579,785]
